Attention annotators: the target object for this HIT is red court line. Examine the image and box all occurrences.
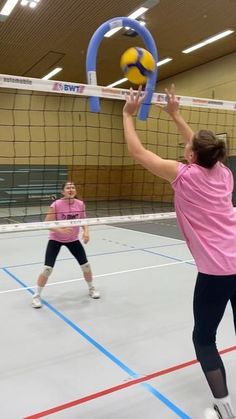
[24,345,236,419]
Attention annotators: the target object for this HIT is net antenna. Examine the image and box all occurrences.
[86,17,158,121]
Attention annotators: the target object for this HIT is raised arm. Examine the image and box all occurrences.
[123,88,178,183]
[161,84,194,144]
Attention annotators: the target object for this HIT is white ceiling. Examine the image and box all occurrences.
[0,0,235,87]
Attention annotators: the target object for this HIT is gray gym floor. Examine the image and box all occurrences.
[0,221,235,418]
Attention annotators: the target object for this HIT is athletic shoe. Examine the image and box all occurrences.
[211,404,236,419]
[89,286,100,299]
[32,294,42,308]
[204,408,220,419]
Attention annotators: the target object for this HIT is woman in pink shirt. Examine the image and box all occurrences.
[32,181,100,309]
[123,86,236,419]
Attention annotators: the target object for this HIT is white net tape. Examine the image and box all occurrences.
[0,212,176,233]
[1,73,236,110]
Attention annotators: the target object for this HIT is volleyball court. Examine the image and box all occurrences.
[0,15,236,417]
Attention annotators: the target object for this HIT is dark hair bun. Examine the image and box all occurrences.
[192,130,226,168]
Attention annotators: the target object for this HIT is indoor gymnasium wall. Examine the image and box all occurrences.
[157,51,236,100]
[157,51,236,202]
[0,51,235,206]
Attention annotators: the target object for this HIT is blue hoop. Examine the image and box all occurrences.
[86,17,158,121]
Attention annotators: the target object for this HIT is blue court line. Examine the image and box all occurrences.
[2,266,191,419]
[143,249,196,266]
[2,242,186,270]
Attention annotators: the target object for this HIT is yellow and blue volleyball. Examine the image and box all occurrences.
[120,47,156,85]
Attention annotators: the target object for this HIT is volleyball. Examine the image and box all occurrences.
[120,47,156,85]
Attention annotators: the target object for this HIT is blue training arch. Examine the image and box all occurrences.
[86,17,158,121]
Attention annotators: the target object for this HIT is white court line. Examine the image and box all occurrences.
[0,258,194,295]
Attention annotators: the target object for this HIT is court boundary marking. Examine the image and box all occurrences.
[4,266,191,419]
[0,257,194,295]
[23,345,236,418]
[0,231,199,418]
[1,240,186,270]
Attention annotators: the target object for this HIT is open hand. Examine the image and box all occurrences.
[123,86,146,116]
[158,83,179,115]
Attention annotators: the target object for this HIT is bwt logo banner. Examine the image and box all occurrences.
[52,82,85,94]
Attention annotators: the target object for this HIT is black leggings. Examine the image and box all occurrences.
[44,240,88,267]
[192,272,236,396]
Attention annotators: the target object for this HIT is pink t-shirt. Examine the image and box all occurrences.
[49,198,86,243]
[171,162,236,275]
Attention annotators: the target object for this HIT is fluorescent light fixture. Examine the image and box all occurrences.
[107,56,173,88]
[128,7,148,19]
[42,67,63,80]
[104,27,121,38]
[105,6,148,38]
[125,20,146,30]
[21,0,40,7]
[157,57,173,66]
[0,0,19,16]
[182,29,234,54]
[107,78,128,88]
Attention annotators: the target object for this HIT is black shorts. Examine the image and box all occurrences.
[44,240,88,267]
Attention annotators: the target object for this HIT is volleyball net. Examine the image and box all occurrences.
[0,74,236,233]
